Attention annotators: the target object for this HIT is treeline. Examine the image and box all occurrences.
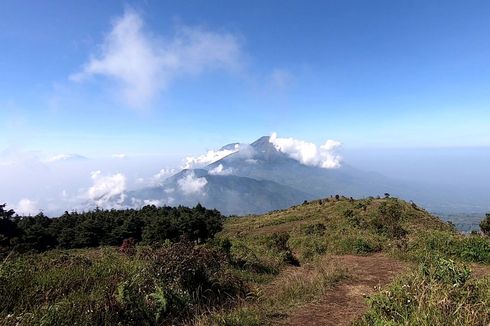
[0,203,223,254]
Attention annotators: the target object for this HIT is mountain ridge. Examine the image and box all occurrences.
[123,135,405,215]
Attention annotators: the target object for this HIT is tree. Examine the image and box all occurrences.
[480,213,490,236]
[16,213,56,251]
[0,204,19,249]
[6,204,224,252]
[374,201,406,238]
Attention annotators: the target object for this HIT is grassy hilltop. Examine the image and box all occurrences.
[1,197,489,325]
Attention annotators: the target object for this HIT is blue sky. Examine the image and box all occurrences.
[1,0,490,157]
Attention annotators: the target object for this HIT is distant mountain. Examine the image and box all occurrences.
[125,136,403,215]
[126,168,313,215]
[207,136,398,198]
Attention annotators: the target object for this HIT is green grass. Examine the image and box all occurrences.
[2,197,489,325]
[0,242,246,325]
[355,256,490,326]
[400,230,490,264]
[0,248,143,325]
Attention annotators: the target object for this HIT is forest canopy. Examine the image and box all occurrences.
[0,203,223,254]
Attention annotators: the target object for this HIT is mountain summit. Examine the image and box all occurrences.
[126,136,399,215]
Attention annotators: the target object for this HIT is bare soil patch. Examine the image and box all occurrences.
[283,254,408,326]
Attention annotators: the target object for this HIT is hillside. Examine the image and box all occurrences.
[1,198,489,325]
[208,197,490,325]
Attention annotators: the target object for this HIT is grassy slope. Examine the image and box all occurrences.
[222,197,451,261]
[2,197,489,325]
[200,197,490,325]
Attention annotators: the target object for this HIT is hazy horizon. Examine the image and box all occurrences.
[1,135,489,217]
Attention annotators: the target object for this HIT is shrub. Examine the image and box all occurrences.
[267,233,300,266]
[480,213,490,236]
[119,238,137,256]
[372,200,407,239]
[302,223,326,236]
[353,238,376,254]
[419,256,471,286]
[146,239,246,308]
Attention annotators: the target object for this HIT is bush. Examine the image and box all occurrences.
[267,233,300,266]
[302,223,326,236]
[371,200,407,239]
[119,238,137,256]
[419,256,471,286]
[480,213,490,236]
[353,239,375,254]
[146,239,246,308]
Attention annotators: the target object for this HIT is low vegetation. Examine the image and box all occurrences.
[0,241,246,325]
[1,197,489,325]
[356,256,490,325]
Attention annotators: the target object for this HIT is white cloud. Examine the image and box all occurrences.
[44,154,87,163]
[235,143,255,159]
[71,9,243,107]
[184,144,239,169]
[177,172,207,195]
[269,132,342,169]
[209,163,233,175]
[143,199,163,206]
[87,170,126,205]
[16,199,39,216]
[112,153,127,159]
[151,168,177,185]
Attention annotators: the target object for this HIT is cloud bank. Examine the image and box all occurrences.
[209,163,233,175]
[71,9,243,107]
[184,144,239,169]
[269,132,342,168]
[151,168,177,185]
[87,170,126,206]
[177,172,207,195]
[15,199,39,216]
[112,153,127,159]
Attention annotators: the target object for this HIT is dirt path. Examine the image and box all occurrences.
[470,263,490,279]
[284,254,408,326]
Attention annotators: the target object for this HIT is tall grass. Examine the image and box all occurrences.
[0,242,246,325]
[355,256,490,326]
[194,255,346,325]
